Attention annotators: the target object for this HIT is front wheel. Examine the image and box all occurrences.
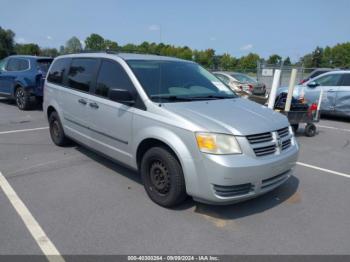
[140,146,187,207]
[304,123,316,137]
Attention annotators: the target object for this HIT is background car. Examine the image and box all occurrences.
[276,70,350,118]
[213,71,267,97]
[299,68,337,84]
[0,55,53,110]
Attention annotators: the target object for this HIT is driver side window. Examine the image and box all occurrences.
[315,74,342,86]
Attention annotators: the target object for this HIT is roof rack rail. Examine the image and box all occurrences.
[76,49,161,56]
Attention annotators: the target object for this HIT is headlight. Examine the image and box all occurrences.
[195,132,242,155]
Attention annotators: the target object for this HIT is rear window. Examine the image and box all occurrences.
[47,58,71,85]
[37,59,53,73]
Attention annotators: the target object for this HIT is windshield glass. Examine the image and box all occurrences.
[127,60,236,102]
[37,59,53,73]
[231,73,257,83]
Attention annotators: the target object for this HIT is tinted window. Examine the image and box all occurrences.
[95,60,135,98]
[37,59,53,73]
[47,58,70,85]
[215,74,230,85]
[68,58,98,92]
[6,58,29,71]
[315,74,342,86]
[340,74,350,86]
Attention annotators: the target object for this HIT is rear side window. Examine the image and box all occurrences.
[95,60,135,98]
[67,58,98,92]
[6,58,29,71]
[340,74,350,86]
[47,58,70,85]
[215,74,230,85]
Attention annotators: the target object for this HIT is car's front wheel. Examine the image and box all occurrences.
[140,146,187,207]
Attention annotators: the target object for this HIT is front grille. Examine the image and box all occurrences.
[277,127,289,138]
[282,139,292,150]
[246,132,272,144]
[253,145,276,156]
[261,171,289,189]
[213,183,254,197]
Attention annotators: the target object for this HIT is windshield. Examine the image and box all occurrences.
[231,73,257,84]
[127,60,236,102]
[37,59,53,73]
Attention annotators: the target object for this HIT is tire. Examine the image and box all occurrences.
[304,123,316,137]
[15,86,31,110]
[48,111,70,146]
[140,146,187,207]
[291,124,299,133]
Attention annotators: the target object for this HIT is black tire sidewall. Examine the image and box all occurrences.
[15,86,31,110]
[305,124,316,137]
[141,147,186,207]
[49,112,67,146]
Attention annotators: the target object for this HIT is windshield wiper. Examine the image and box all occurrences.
[150,95,195,101]
[187,95,236,100]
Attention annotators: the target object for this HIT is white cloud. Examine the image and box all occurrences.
[240,44,253,51]
[148,24,160,31]
[16,37,27,44]
[46,36,53,40]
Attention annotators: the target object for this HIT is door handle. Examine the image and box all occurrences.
[78,99,87,105]
[89,102,99,109]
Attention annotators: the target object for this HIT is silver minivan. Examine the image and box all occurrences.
[44,52,299,207]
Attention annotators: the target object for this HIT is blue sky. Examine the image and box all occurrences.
[1,0,349,61]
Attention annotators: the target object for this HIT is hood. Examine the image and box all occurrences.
[162,98,289,136]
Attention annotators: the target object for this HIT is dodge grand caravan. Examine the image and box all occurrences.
[44,52,299,207]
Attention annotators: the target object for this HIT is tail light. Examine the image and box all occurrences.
[248,84,253,91]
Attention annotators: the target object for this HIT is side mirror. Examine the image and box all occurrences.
[108,89,135,105]
[307,81,319,88]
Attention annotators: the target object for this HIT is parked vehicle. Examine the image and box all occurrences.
[0,55,53,110]
[299,68,336,84]
[213,71,267,97]
[277,71,350,118]
[44,52,299,207]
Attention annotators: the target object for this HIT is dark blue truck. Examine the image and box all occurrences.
[0,55,53,110]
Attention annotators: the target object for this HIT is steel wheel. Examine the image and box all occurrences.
[149,160,171,195]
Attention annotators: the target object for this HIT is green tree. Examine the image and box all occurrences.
[40,48,59,57]
[193,49,215,68]
[267,54,282,65]
[15,43,40,55]
[219,53,238,70]
[0,26,15,59]
[283,56,292,66]
[64,36,82,54]
[311,47,323,68]
[237,53,260,71]
[104,39,118,51]
[85,33,105,50]
[330,42,350,68]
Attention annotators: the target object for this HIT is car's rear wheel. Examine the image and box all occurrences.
[140,146,187,207]
[15,86,31,110]
[49,111,70,146]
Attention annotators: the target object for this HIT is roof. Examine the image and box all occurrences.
[57,52,190,62]
[8,55,53,60]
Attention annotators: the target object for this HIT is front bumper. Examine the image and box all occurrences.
[188,142,299,205]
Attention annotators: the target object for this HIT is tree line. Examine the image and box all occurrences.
[1,26,350,70]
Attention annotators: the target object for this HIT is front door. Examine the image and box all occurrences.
[87,59,135,166]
